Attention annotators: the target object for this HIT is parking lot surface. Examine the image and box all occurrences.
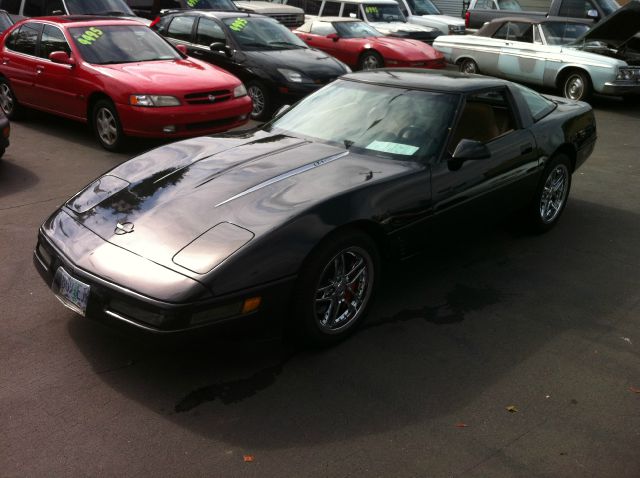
[1,100,640,477]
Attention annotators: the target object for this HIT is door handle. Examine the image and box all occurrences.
[520,144,533,154]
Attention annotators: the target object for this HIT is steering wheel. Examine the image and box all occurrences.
[396,125,426,145]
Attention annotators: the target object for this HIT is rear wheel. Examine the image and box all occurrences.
[0,79,23,120]
[92,99,125,152]
[291,229,379,346]
[459,58,478,74]
[526,153,572,233]
[561,70,591,101]
[359,51,384,71]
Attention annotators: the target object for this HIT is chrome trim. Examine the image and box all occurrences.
[103,309,182,333]
[215,151,349,207]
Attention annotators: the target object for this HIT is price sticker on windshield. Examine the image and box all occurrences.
[229,18,249,32]
[77,27,104,46]
[186,0,199,7]
[365,6,379,13]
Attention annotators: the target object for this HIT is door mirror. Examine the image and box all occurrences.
[210,42,232,56]
[326,33,339,41]
[451,139,490,160]
[49,51,74,66]
[586,9,599,18]
[175,44,188,55]
[274,104,291,117]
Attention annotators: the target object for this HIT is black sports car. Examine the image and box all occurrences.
[34,70,596,344]
[152,11,351,120]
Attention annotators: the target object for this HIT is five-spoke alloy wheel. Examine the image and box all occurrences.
[247,81,272,121]
[527,154,572,232]
[0,79,22,119]
[92,99,125,151]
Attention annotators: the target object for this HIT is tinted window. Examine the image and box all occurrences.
[321,1,341,15]
[0,11,13,32]
[40,25,71,59]
[222,17,307,50]
[508,22,532,42]
[69,25,181,64]
[23,0,44,15]
[7,23,39,56]
[512,83,556,121]
[196,18,226,45]
[310,21,336,35]
[558,0,596,17]
[341,3,359,17]
[168,16,196,42]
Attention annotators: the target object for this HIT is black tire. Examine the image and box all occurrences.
[0,78,23,120]
[526,153,572,233]
[291,229,380,346]
[459,58,479,74]
[561,70,591,102]
[246,81,273,121]
[358,50,384,71]
[92,99,126,152]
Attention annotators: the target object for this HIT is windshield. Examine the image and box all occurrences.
[184,0,237,10]
[334,21,383,38]
[69,26,181,64]
[223,17,307,50]
[496,0,521,11]
[268,79,459,161]
[541,22,590,45]
[406,0,441,15]
[363,4,406,22]
[65,0,134,15]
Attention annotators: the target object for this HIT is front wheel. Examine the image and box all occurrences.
[561,70,591,101]
[526,154,572,233]
[246,81,273,121]
[0,79,23,120]
[459,58,478,74]
[291,229,379,345]
[359,51,384,71]
[92,99,125,152]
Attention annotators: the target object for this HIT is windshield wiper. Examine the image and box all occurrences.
[267,41,307,49]
[241,41,276,49]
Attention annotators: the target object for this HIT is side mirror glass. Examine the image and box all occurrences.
[274,104,291,117]
[49,51,74,66]
[175,44,188,55]
[587,8,599,18]
[210,42,232,56]
[326,33,339,41]
[451,138,490,160]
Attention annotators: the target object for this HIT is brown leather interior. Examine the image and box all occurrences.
[449,102,500,152]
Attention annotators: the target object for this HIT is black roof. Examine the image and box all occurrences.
[343,69,512,93]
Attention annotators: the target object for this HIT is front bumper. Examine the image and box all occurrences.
[599,81,640,96]
[34,227,295,334]
[116,96,253,138]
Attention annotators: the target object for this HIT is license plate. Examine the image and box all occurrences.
[52,267,90,316]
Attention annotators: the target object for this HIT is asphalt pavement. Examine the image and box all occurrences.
[1,99,639,477]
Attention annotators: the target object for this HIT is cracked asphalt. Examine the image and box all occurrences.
[1,99,640,477]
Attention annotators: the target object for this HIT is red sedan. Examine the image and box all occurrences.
[294,18,445,71]
[0,17,253,150]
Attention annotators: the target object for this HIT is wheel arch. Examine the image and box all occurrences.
[358,48,383,67]
[555,66,592,91]
[550,143,577,172]
[86,91,113,123]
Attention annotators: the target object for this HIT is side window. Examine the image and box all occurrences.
[195,18,226,46]
[40,25,71,59]
[167,16,196,42]
[305,0,322,14]
[342,3,359,17]
[449,89,516,151]
[321,1,342,16]
[492,22,509,39]
[558,0,595,17]
[310,21,336,35]
[6,23,39,56]
[0,0,21,14]
[23,0,44,15]
[508,22,532,42]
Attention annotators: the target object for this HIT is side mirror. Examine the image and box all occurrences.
[586,9,599,18]
[451,138,490,160]
[210,42,232,56]
[274,104,291,117]
[175,44,188,55]
[327,33,339,41]
[49,51,74,66]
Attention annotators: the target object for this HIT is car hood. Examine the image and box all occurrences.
[418,14,465,27]
[369,37,442,59]
[65,132,410,275]
[91,59,240,93]
[369,21,436,34]
[571,0,640,49]
[245,48,347,77]
[236,0,303,13]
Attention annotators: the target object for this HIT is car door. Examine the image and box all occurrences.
[32,24,84,119]
[497,21,546,85]
[430,87,540,225]
[190,16,247,80]
[1,22,41,105]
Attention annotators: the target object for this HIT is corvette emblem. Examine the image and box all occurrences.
[114,222,134,235]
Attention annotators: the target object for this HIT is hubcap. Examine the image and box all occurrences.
[362,54,380,71]
[539,164,569,223]
[313,246,373,334]
[565,75,584,100]
[247,85,265,117]
[96,107,118,146]
[0,83,14,115]
[461,60,477,74]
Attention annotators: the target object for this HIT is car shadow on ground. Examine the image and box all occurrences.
[65,198,640,450]
[0,160,39,199]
